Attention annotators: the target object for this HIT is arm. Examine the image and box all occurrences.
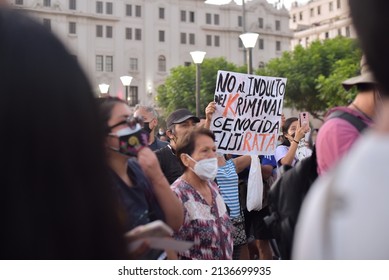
[204,101,216,129]
[280,121,307,166]
[232,155,251,174]
[137,147,184,231]
[261,164,273,180]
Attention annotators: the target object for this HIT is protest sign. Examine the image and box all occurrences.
[210,70,287,155]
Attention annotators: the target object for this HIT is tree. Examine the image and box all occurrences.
[156,57,245,117]
[257,37,361,120]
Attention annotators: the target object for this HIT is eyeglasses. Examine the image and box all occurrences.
[108,116,144,131]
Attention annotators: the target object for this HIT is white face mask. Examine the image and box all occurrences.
[186,154,218,181]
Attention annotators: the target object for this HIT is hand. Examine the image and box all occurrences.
[205,101,216,121]
[294,121,308,142]
[137,147,165,183]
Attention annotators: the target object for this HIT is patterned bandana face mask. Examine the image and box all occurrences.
[109,124,149,157]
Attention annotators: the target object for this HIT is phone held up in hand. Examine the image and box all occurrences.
[299,111,309,127]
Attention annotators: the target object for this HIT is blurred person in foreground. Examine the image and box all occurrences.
[293,0,389,259]
[0,8,127,259]
[316,56,378,175]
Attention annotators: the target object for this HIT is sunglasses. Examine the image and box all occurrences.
[108,116,144,131]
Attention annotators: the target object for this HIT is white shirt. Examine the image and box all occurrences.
[293,131,389,259]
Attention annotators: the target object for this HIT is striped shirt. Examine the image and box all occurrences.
[216,160,241,218]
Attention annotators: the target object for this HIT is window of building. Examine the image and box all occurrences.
[206,13,212,24]
[276,41,281,51]
[275,20,281,31]
[135,28,142,40]
[180,32,186,44]
[158,55,166,72]
[68,22,76,34]
[129,58,138,71]
[329,2,333,11]
[125,27,132,40]
[15,0,23,4]
[189,11,195,23]
[128,86,138,106]
[258,17,263,28]
[184,62,191,67]
[105,56,113,72]
[106,26,113,38]
[96,25,103,37]
[43,18,51,30]
[159,7,165,19]
[214,35,220,47]
[214,14,220,25]
[317,5,321,15]
[299,12,303,20]
[106,2,113,15]
[69,0,76,10]
[181,10,186,22]
[338,28,342,36]
[96,1,103,13]
[293,14,296,23]
[310,8,314,17]
[258,38,264,50]
[96,55,103,71]
[189,33,195,45]
[346,26,350,37]
[206,35,212,46]
[337,0,341,9]
[325,31,329,38]
[159,30,165,42]
[135,5,141,17]
[238,38,243,48]
[43,0,51,7]
[126,4,132,16]
[238,16,242,27]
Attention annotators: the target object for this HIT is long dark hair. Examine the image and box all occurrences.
[281,117,298,147]
[0,10,127,259]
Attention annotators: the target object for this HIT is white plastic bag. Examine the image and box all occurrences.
[246,155,263,211]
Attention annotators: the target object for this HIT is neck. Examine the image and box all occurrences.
[182,170,208,190]
[148,129,155,145]
[350,91,375,119]
[107,151,130,184]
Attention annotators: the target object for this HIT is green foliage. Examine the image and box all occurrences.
[256,37,361,119]
[156,57,244,117]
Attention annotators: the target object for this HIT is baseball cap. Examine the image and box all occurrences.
[166,108,200,128]
[342,55,376,91]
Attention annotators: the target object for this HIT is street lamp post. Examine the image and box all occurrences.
[98,83,110,97]
[190,51,206,117]
[120,75,133,103]
[239,32,259,74]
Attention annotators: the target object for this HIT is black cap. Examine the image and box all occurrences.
[166,108,200,128]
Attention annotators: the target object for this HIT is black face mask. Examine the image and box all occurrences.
[143,122,152,134]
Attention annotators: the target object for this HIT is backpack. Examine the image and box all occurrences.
[264,110,368,260]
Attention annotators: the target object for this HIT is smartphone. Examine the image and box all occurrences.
[125,220,173,240]
[299,111,309,126]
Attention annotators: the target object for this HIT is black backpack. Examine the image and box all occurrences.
[264,110,368,260]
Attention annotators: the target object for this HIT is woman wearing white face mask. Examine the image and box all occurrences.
[172,127,233,259]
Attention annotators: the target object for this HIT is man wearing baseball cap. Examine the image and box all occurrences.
[156,108,200,184]
[315,56,380,175]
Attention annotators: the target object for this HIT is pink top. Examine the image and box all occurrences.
[316,106,372,175]
[171,178,233,260]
